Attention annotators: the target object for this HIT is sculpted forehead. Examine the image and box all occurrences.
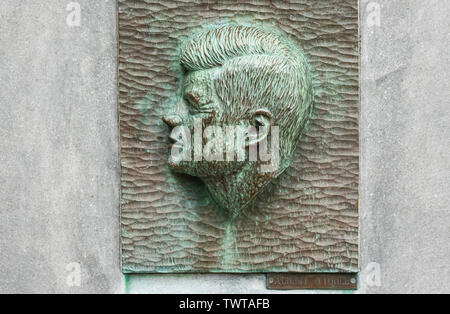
[183,69,217,90]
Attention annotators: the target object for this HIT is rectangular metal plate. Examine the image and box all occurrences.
[267,274,358,290]
[119,0,360,274]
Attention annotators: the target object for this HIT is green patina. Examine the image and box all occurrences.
[124,274,131,294]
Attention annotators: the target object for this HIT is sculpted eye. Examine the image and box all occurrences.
[185,91,201,106]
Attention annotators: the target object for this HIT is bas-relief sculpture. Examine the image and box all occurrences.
[119,0,360,274]
[163,25,314,219]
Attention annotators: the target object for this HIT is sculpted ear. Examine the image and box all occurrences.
[246,109,273,147]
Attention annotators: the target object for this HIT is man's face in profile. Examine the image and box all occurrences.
[160,25,313,214]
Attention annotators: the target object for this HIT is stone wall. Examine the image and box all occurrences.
[0,0,448,293]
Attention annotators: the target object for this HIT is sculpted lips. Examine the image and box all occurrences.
[168,132,184,151]
[163,114,184,150]
[168,134,176,150]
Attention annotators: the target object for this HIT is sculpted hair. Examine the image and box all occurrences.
[180,25,314,163]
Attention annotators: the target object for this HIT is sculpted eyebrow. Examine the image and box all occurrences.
[184,90,199,103]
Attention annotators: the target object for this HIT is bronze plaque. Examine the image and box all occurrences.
[119,0,360,274]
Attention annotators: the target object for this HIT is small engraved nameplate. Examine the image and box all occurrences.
[267,274,358,290]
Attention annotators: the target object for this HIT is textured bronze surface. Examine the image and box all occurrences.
[119,0,360,274]
[267,274,358,290]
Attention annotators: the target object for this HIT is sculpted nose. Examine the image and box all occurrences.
[162,114,182,128]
